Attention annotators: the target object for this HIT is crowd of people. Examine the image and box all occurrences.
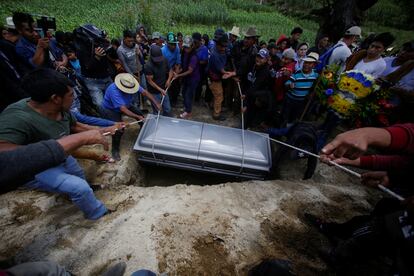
[0,10,414,276]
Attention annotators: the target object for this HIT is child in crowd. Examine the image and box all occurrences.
[65,48,81,78]
[272,48,297,105]
[281,52,319,127]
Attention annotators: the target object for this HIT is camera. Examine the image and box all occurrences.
[32,14,56,38]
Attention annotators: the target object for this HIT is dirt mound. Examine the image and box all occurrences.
[0,102,383,275]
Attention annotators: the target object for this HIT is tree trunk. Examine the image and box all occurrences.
[315,0,378,46]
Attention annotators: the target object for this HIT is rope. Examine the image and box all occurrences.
[102,120,143,136]
[151,79,175,161]
[236,82,246,174]
[253,132,405,201]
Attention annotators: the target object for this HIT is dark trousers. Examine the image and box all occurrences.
[183,79,199,113]
[326,198,414,275]
[168,79,181,106]
[280,96,306,127]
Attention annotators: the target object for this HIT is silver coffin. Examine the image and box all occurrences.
[133,114,272,180]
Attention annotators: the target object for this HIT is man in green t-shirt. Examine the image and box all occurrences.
[0,68,116,220]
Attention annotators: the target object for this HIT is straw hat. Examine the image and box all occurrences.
[114,73,140,94]
[302,52,319,62]
[229,26,240,38]
[243,26,260,38]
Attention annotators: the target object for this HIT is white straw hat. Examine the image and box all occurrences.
[114,73,140,94]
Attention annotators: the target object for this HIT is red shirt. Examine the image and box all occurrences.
[273,61,296,102]
[360,124,414,170]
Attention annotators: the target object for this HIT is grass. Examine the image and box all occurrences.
[0,0,412,48]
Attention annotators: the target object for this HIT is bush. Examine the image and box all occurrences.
[225,0,272,12]
[170,0,232,26]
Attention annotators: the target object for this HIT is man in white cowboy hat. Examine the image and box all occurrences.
[228,26,240,51]
[100,73,161,160]
[282,51,319,126]
[230,26,260,93]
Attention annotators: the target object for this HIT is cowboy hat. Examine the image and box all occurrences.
[229,26,240,38]
[114,73,140,94]
[243,27,260,38]
[302,52,319,63]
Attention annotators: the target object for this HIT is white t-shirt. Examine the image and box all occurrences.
[354,58,386,77]
[328,40,352,73]
[381,56,399,77]
[380,56,414,92]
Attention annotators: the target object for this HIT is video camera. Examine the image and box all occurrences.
[31,14,56,38]
[73,24,111,55]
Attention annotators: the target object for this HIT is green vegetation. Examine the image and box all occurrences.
[0,0,412,47]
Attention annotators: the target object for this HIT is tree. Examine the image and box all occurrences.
[313,0,378,45]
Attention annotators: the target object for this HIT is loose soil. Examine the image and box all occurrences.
[0,98,382,275]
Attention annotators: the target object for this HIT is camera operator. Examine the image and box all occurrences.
[76,25,113,107]
[12,12,67,70]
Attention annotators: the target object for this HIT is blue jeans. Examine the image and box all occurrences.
[151,93,171,116]
[131,270,156,276]
[25,156,107,220]
[83,76,112,107]
[183,79,198,113]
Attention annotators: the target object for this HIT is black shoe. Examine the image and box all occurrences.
[111,149,121,161]
[304,213,324,230]
[213,114,226,121]
[304,213,342,244]
[249,259,293,276]
[101,262,127,276]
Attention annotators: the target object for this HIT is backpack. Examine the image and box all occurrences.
[315,44,343,73]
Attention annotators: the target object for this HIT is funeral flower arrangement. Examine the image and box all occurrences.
[316,68,393,126]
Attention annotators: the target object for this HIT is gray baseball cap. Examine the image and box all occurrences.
[282,48,295,59]
[152,32,161,39]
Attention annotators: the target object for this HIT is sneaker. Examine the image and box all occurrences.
[213,114,226,121]
[179,112,191,119]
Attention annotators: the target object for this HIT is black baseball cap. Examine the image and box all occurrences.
[150,45,163,63]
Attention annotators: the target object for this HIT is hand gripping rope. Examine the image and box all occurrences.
[102,120,143,136]
[253,132,404,201]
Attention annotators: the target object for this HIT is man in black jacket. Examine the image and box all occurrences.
[231,26,259,92]
[244,48,272,129]
[75,25,113,107]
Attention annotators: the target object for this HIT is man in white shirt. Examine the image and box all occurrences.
[353,32,395,77]
[328,26,361,73]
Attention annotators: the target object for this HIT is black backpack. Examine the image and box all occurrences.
[272,122,318,180]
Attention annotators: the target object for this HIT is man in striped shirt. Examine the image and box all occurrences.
[281,52,319,127]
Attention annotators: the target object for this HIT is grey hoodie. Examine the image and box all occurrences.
[117,42,142,74]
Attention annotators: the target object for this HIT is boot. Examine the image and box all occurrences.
[111,132,122,161]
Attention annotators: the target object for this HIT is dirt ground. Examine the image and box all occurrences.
[0,99,383,275]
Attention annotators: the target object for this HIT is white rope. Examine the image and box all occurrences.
[253,132,405,201]
[102,120,143,136]
[151,79,175,160]
[236,82,246,174]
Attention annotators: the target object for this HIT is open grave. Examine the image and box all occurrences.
[0,103,384,275]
